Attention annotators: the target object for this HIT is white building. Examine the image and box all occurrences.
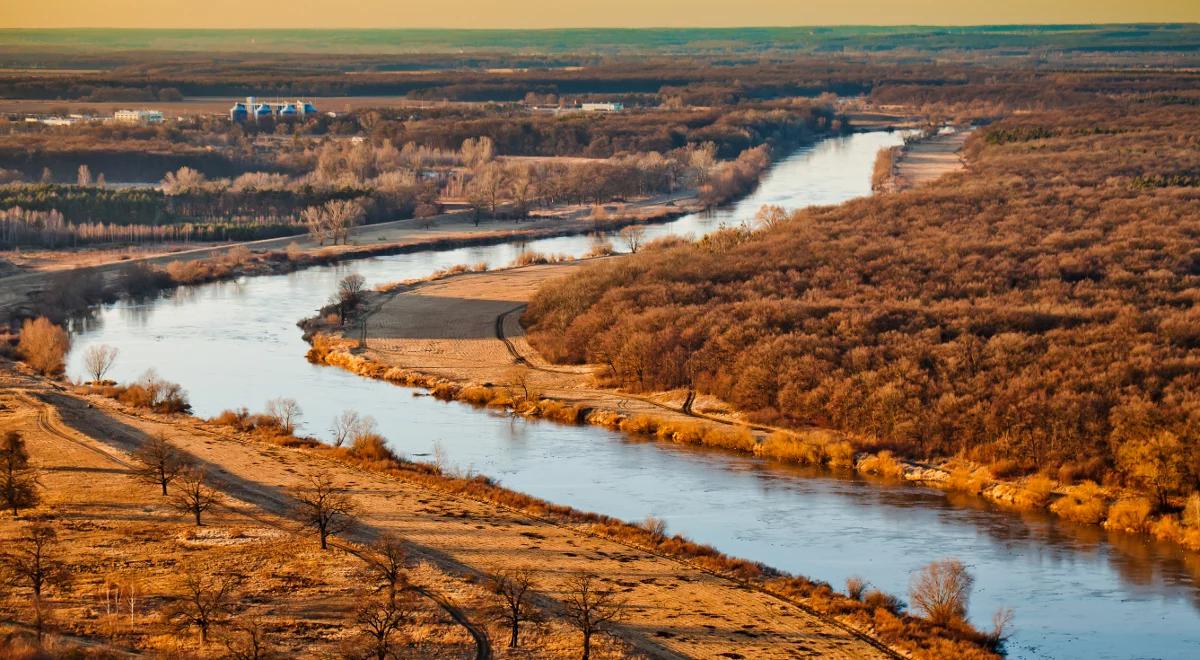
[581,102,624,113]
[113,109,165,125]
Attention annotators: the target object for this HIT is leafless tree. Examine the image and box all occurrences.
[167,564,239,647]
[562,573,625,660]
[1,523,65,641]
[265,397,303,435]
[754,204,789,231]
[506,366,537,403]
[359,534,408,603]
[492,567,538,648]
[909,558,974,625]
[77,164,92,187]
[356,593,415,660]
[82,344,119,383]
[618,225,645,254]
[290,473,359,550]
[132,432,186,496]
[0,431,40,516]
[331,410,376,448]
[172,468,220,526]
[333,273,367,324]
[223,616,275,660]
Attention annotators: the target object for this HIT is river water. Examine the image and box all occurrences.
[66,132,1200,659]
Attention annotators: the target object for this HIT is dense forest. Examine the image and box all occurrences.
[524,91,1200,501]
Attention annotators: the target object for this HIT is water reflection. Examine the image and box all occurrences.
[62,132,1200,659]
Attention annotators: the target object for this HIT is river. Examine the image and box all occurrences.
[66,131,1200,659]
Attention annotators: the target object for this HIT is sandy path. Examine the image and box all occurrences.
[0,366,889,659]
[359,263,769,430]
[893,130,971,190]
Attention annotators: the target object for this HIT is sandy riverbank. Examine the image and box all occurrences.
[888,130,971,191]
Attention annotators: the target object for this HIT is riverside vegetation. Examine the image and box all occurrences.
[522,89,1200,549]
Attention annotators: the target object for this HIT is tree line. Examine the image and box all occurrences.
[523,97,1200,508]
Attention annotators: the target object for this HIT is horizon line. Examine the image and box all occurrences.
[3,23,1199,31]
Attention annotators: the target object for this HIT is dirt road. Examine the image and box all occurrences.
[0,365,890,658]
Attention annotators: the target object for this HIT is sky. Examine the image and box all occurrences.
[2,0,1199,29]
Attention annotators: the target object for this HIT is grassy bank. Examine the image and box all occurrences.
[76,368,1002,660]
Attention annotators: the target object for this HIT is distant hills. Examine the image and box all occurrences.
[1,25,1198,55]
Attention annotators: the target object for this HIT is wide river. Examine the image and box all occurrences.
[67,132,1200,659]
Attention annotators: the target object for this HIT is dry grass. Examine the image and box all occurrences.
[1049,481,1109,524]
[1105,497,1153,533]
[856,451,907,479]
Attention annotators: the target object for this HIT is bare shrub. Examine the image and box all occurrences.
[845,575,869,601]
[641,515,667,541]
[16,317,70,376]
[1049,481,1108,524]
[909,558,973,626]
[290,474,359,550]
[1105,497,1153,533]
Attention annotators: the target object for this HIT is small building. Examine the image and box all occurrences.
[230,97,319,122]
[230,102,249,122]
[581,102,624,113]
[113,109,164,125]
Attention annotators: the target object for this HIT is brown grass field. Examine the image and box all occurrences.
[0,361,888,658]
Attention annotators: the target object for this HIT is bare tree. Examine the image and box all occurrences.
[172,468,220,526]
[492,567,538,648]
[290,474,359,550]
[333,273,367,324]
[618,225,645,254]
[327,199,366,245]
[168,564,239,647]
[909,558,974,626]
[77,164,92,187]
[132,432,186,496]
[223,616,275,660]
[562,573,625,660]
[302,205,332,246]
[0,431,40,516]
[82,344,119,383]
[330,410,376,448]
[754,204,789,231]
[17,317,70,376]
[1,523,65,641]
[359,533,408,603]
[506,366,537,404]
[356,593,415,660]
[265,398,303,435]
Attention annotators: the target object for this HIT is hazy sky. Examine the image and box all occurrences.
[3,0,1198,29]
